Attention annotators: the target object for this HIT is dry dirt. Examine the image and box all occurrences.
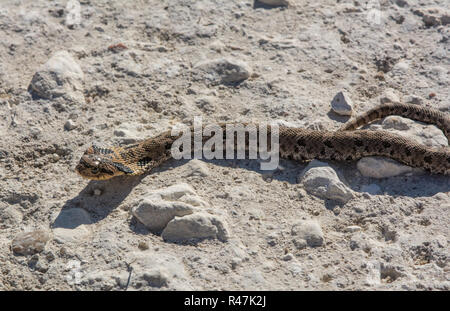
[0,0,449,290]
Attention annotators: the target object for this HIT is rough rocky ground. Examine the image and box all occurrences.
[0,0,449,290]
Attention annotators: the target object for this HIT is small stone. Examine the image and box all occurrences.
[282,253,294,261]
[143,269,169,288]
[29,50,84,105]
[380,88,400,104]
[11,230,52,255]
[138,241,149,250]
[331,91,353,116]
[93,189,102,196]
[0,205,23,229]
[185,159,210,177]
[64,119,77,131]
[291,220,324,247]
[65,0,81,29]
[132,183,206,232]
[161,212,230,243]
[357,157,415,178]
[193,58,251,85]
[403,95,424,105]
[345,225,362,233]
[299,160,354,204]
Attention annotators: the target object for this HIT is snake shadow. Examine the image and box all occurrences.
[53,174,144,228]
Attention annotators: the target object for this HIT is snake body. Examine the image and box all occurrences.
[76,103,450,180]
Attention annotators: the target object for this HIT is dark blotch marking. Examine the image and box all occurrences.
[354,139,363,147]
[324,140,333,148]
[382,142,391,149]
[423,155,432,164]
[138,156,153,167]
[113,162,134,174]
[124,144,139,150]
[297,138,306,147]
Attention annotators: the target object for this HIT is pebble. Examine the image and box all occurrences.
[0,205,23,229]
[380,88,400,104]
[185,159,210,177]
[403,95,424,105]
[330,91,353,116]
[29,50,84,105]
[64,119,77,131]
[131,183,206,232]
[129,251,192,290]
[193,58,251,85]
[291,220,324,247]
[299,160,354,204]
[11,229,52,255]
[161,212,230,243]
[345,225,362,233]
[65,0,81,29]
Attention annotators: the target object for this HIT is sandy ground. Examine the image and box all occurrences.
[0,0,449,290]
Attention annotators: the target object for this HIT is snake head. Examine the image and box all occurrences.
[75,146,125,180]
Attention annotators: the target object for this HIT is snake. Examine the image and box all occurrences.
[75,103,450,180]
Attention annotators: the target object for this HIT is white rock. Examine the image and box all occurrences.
[64,119,77,131]
[291,220,324,247]
[380,88,400,104]
[299,160,354,204]
[29,50,84,104]
[345,225,362,233]
[132,183,207,232]
[185,159,210,177]
[11,229,52,255]
[403,95,424,105]
[129,251,192,290]
[162,212,230,242]
[357,157,414,178]
[360,183,382,195]
[65,0,81,29]
[194,58,251,84]
[0,205,23,229]
[331,91,353,116]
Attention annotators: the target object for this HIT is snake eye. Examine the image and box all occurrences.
[91,167,99,174]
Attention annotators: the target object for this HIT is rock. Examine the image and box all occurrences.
[331,91,353,116]
[258,0,290,6]
[193,58,251,85]
[65,0,81,29]
[29,50,84,105]
[357,157,415,178]
[360,183,382,195]
[345,225,362,233]
[299,160,354,204]
[129,251,192,290]
[113,123,142,144]
[380,116,447,148]
[0,204,23,229]
[380,88,400,104]
[162,212,230,243]
[132,183,207,232]
[185,159,210,177]
[403,95,424,105]
[64,119,77,131]
[52,208,93,244]
[11,229,52,255]
[291,220,324,247]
